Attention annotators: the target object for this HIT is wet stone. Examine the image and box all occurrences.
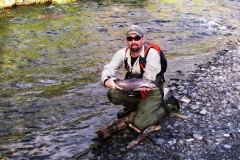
[153,138,165,145]
[187,138,195,142]
[201,97,208,102]
[199,109,207,115]
[216,138,225,143]
[195,95,202,101]
[183,89,188,94]
[191,105,199,110]
[223,144,231,149]
[190,92,197,98]
[176,139,184,147]
[204,139,213,146]
[193,134,203,141]
[108,154,115,160]
[180,97,191,103]
[175,152,185,159]
[119,147,126,152]
[185,150,192,156]
[13,82,34,89]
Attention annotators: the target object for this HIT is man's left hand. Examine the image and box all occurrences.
[139,87,150,98]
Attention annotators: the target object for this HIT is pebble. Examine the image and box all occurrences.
[223,134,230,137]
[204,139,213,146]
[193,134,203,141]
[175,153,185,159]
[176,139,184,147]
[154,138,165,145]
[191,105,199,110]
[119,147,126,152]
[216,138,225,143]
[230,133,237,139]
[187,138,195,142]
[180,98,191,104]
[199,109,207,115]
[223,144,231,149]
[185,151,192,156]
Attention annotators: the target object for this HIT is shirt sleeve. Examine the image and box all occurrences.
[142,48,161,81]
[101,48,126,84]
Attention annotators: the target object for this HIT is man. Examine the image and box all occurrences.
[101,25,166,130]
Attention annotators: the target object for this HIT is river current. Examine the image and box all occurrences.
[0,0,239,159]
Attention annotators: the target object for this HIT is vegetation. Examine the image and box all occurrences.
[0,0,77,8]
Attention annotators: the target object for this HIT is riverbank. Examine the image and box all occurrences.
[84,40,240,159]
[0,0,75,9]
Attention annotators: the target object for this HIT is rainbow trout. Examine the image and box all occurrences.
[114,78,158,91]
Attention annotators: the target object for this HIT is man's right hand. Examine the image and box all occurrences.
[105,77,123,90]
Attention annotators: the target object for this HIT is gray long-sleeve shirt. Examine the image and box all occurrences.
[101,45,161,84]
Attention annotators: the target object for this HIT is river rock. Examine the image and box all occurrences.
[199,109,207,115]
[223,144,231,149]
[176,139,184,147]
[204,139,213,146]
[154,138,165,145]
[193,134,203,141]
[191,105,199,110]
[232,63,240,72]
[216,138,225,143]
[187,138,194,142]
[180,97,191,104]
[223,134,230,137]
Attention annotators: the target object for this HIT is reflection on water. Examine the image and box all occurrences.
[0,0,239,159]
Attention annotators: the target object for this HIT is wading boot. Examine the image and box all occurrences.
[117,109,133,119]
[165,95,180,113]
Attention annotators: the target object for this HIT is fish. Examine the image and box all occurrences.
[114,78,158,91]
[38,13,63,19]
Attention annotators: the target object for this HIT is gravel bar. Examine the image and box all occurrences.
[86,40,240,160]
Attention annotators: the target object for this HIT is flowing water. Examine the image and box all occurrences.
[0,0,239,159]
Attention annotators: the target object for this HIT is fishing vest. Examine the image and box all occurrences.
[124,42,167,85]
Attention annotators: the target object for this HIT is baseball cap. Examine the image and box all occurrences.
[126,25,144,37]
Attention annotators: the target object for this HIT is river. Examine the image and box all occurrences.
[0,0,239,159]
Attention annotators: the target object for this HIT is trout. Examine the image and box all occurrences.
[114,78,158,91]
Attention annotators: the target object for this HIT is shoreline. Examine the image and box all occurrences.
[0,0,76,9]
[86,40,240,159]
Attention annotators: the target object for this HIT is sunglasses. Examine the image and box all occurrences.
[127,36,142,41]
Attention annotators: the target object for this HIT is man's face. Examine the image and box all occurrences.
[126,33,145,52]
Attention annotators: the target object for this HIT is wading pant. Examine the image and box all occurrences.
[107,88,166,130]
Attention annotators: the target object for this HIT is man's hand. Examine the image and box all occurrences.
[129,87,150,98]
[139,87,150,99]
[105,77,123,90]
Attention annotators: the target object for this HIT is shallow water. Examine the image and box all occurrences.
[0,0,239,159]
